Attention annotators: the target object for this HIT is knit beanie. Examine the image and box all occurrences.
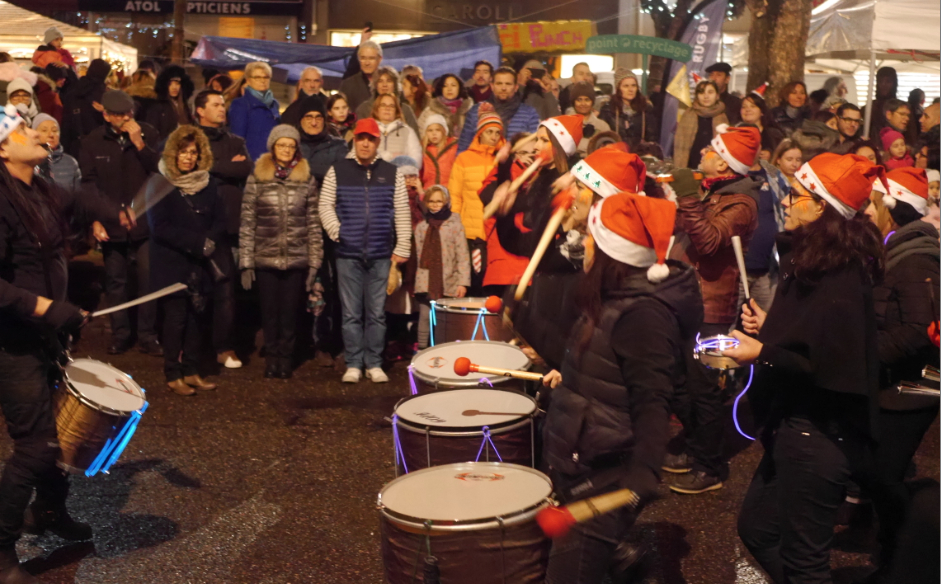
[795,153,888,219]
[476,103,503,134]
[44,27,63,45]
[0,105,23,144]
[885,167,930,215]
[421,113,449,137]
[390,155,419,176]
[267,124,301,151]
[614,67,636,89]
[568,81,596,104]
[31,113,57,130]
[6,78,34,102]
[587,192,676,283]
[86,59,112,82]
[927,169,940,184]
[880,126,905,154]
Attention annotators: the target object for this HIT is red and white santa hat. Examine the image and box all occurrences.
[794,153,889,219]
[539,115,583,157]
[750,83,768,99]
[885,167,930,216]
[710,124,761,175]
[587,192,676,283]
[570,143,647,198]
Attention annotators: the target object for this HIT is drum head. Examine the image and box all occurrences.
[396,389,535,429]
[380,462,552,525]
[436,297,489,313]
[410,341,530,387]
[64,359,146,413]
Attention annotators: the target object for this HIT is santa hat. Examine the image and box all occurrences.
[539,115,583,157]
[711,124,761,175]
[570,143,647,198]
[0,104,23,144]
[588,192,676,283]
[885,167,930,216]
[750,83,768,98]
[476,103,503,134]
[691,72,703,84]
[795,153,888,219]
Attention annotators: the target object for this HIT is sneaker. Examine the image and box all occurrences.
[365,367,389,383]
[342,368,362,383]
[668,470,723,494]
[661,452,692,474]
[217,351,243,369]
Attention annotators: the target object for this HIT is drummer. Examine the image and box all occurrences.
[540,191,703,583]
[723,154,886,584]
[0,105,118,582]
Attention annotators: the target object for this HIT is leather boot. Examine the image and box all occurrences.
[184,375,216,391]
[0,547,40,584]
[167,379,196,396]
[23,505,93,541]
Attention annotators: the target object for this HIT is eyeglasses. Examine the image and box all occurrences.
[249,75,270,80]
[786,188,815,205]
[274,144,296,150]
[840,117,862,124]
[178,150,199,158]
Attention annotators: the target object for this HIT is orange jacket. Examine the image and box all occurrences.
[448,131,504,241]
[421,137,458,189]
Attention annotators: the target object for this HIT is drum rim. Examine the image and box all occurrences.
[410,341,532,386]
[63,358,146,415]
[393,389,536,435]
[433,297,496,315]
[377,462,553,532]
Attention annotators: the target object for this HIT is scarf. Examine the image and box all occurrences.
[159,159,210,195]
[673,101,727,167]
[246,86,275,107]
[438,96,463,114]
[691,100,726,119]
[274,151,301,180]
[170,96,192,125]
[301,127,331,146]
[420,211,451,300]
[493,93,522,127]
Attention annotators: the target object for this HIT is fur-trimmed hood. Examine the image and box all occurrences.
[252,152,311,183]
[154,65,194,101]
[126,80,158,100]
[162,125,214,178]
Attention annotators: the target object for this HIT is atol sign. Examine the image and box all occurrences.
[498,21,593,54]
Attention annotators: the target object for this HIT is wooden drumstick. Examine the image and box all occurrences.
[731,235,750,301]
[453,357,544,382]
[462,409,531,416]
[514,187,576,301]
[536,488,641,539]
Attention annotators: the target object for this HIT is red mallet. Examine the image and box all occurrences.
[536,488,641,539]
[484,295,503,314]
[536,506,577,538]
[452,358,544,381]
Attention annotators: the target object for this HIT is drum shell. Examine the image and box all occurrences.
[433,300,514,344]
[53,387,128,473]
[395,416,534,473]
[412,374,527,394]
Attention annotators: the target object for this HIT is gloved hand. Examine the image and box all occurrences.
[203,238,216,257]
[43,301,89,332]
[305,268,317,292]
[671,168,703,199]
[241,269,255,291]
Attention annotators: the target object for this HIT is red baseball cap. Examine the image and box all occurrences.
[353,118,381,138]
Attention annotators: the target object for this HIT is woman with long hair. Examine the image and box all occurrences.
[371,93,421,165]
[146,65,195,141]
[401,73,429,118]
[326,92,355,142]
[416,73,474,139]
[354,66,420,133]
[673,80,728,169]
[598,68,659,150]
[769,80,811,136]
[771,138,803,182]
[739,90,785,159]
[851,137,885,167]
[726,153,887,584]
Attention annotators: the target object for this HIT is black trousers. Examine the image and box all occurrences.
[102,239,158,346]
[0,347,69,548]
[312,245,344,355]
[161,296,204,382]
[257,268,305,369]
[212,236,237,354]
[468,238,487,297]
[738,416,872,584]
[672,322,730,478]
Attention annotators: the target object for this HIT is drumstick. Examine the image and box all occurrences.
[731,235,750,301]
[92,283,187,317]
[453,357,544,382]
[654,171,703,184]
[508,149,551,196]
[511,132,538,153]
[462,409,531,416]
[514,188,575,301]
[536,487,641,539]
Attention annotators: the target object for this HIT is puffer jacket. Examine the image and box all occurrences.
[875,221,940,410]
[414,212,471,297]
[791,119,841,163]
[417,97,474,141]
[377,119,421,165]
[422,138,458,189]
[239,154,323,272]
[229,92,280,161]
[543,263,703,480]
[448,130,504,240]
[671,174,761,324]
[40,145,81,192]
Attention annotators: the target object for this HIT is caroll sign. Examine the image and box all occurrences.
[585,35,693,62]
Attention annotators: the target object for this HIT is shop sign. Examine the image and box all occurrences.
[585,34,693,61]
[498,20,592,54]
[79,0,301,15]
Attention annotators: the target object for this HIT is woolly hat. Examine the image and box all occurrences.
[420,113,449,137]
[614,67,636,88]
[6,78,34,102]
[390,155,419,176]
[540,115,583,157]
[571,143,647,198]
[31,113,57,130]
[885,167,930,215]
[927,169,940,184]
[568,81,596,104]
[476,103,503,134]
[44,27,63,45]
[880,126,905,153]
[0,105,23,144]
[588,192,676,283]
[711,124,761,175]
[795,153,888,219]
[267,124,301,151]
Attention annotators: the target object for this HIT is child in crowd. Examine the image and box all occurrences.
[881,127,914,170]
[414,185,470,348]
[926,169,940,203]
[421,113,458,189]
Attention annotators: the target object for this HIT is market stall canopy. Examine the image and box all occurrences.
[0,0,137,72]
[190,26,502,83]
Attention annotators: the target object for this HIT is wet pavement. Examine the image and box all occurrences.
[5,320,938,584]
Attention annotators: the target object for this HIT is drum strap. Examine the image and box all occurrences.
[474,426,503,463]
[391,414,409,475]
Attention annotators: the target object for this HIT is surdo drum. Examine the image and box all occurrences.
[393,389,537,474]
[408,341,531,394]
[430,297,514,345]
[378,462,552,584]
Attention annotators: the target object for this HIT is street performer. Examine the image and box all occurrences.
[540,191,703,583]
[0,105,121,584]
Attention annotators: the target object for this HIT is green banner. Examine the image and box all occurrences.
[585,35,693,62]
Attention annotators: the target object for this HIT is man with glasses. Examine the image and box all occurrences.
[281,66,327,127]
[78,90,162,355]
[832,103,863,152]
[229,61,280,160]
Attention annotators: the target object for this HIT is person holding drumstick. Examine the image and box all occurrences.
[540,191,703,583]
[723,153,886,584]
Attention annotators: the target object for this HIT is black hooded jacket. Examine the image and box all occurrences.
[60,65,109,157]
[146,65,194,141]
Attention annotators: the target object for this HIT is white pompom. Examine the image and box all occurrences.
[647,262,670,283]
[882,193,897,209]
[715,123,729,134]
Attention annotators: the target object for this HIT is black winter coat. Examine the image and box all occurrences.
[542,263,703,497]
[299,133,348,185]
[78,122,161,242]
[769,105,811,136]
[60,76,106,157]
[145,99,190,142]
[598,102,660,150]
[200,125,253,235]
[875,221,940,410]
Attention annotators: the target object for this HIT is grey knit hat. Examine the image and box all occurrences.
[267,124,300,151]
[44,27,63,45]
[614,67,637,88]
[31,113,57,130]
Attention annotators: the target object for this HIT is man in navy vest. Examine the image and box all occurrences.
[319,118,411,384]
